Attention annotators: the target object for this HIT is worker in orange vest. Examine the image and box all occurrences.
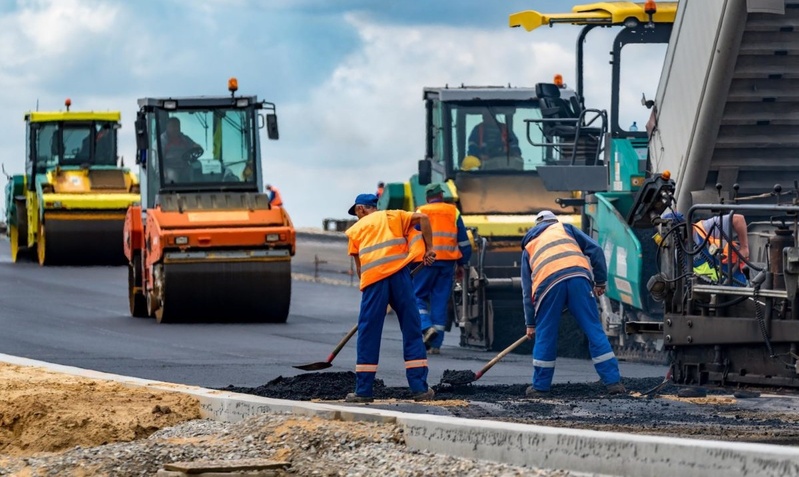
[411,183,472,355]
[521,210,624,396]
[266,184,283,207]
[344,193,436,403]
[376,181,385,199]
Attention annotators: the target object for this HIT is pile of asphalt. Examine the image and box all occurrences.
[221,371,672,402]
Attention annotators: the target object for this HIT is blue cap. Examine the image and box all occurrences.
[348,193,378,216]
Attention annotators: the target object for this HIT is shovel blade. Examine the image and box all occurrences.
[293,362,333,371]
[440,369,477,386]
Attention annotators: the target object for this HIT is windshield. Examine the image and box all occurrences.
[447,102,544,173]
[155,108,256,189]
[34,121,118,170]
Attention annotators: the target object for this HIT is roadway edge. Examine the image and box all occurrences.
[1,353,797,477]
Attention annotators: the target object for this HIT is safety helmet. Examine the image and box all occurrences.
[461,155,481,171]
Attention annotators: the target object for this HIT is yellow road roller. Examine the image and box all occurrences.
[4,99,140,265]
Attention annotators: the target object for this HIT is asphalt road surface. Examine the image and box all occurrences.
[0,233,665,390]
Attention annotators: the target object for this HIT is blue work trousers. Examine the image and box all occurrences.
[413,262,455,349]
[532,277,621,391]
[356,266,429,396]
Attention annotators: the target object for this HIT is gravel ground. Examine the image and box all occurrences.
[0,413,578,477]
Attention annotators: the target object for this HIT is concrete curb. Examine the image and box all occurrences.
[2,353,798,477]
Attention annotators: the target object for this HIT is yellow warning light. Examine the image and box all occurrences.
[645,0,657,15]
[65,98,72,111]
[554,74,564,88]
[661,170,671,180]
[228,77,239,93]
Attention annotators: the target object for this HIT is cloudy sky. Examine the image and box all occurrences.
[0,0,667,227]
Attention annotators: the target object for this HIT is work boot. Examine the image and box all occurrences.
[412,388,435,402]
[525,386,549,397]
[345,393,374,403]
[422,327,438,347]
[606,382,627,395]
[429,348,441,355]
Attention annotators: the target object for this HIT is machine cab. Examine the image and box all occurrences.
[420,85,582,220]
[25,105,125,193]
[134,89,279,210]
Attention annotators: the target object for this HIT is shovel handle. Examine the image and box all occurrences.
[327,323,359,363]
[474,335,530,379]
[326,265,421,364]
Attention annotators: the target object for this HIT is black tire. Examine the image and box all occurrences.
[261,268,291,323]
[129,254,148,318]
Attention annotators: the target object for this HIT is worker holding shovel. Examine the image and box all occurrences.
[343,193,437,403]
[521,210,625,396]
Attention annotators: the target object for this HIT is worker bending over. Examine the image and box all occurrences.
[344,193,437,403]
[664,212,749,286]
[521,211,625,396]
[412,183,472,354]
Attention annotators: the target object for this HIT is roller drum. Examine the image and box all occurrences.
[39,216,126,265]
[156,259,291,323]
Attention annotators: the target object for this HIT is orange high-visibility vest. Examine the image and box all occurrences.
[693,221,740,266]
[346,210,415,290]
[269,187,283,206]
[524,222,590,301]
[408,227,425,263]
[414,202,462,261]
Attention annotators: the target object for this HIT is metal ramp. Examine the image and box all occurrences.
[649,0,799,208]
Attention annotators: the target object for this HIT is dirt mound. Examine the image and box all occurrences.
[0,363,201,456]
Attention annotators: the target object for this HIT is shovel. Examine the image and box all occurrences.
[441,334,531,386]
[293,263,425,371]
[293,323,359,371]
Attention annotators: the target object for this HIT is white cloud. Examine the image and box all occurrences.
[0,3,667,230]
[269,14,653,227]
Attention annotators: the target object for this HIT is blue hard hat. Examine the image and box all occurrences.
[348,193,378,216]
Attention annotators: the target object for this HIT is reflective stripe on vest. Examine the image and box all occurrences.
[693,221,739,265]
[345,211,413,290]
[416,202,462,261]
[524,222,590,301]
[408,229,425,262]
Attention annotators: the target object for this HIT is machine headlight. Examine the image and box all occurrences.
[163,100,177,110]
[174,236,188,245]
[266,233,279,242]
[235,98,249,108]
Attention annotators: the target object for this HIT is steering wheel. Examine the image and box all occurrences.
[181,146,204,163]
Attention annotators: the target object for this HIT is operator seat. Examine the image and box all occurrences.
[535,83,602,166]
